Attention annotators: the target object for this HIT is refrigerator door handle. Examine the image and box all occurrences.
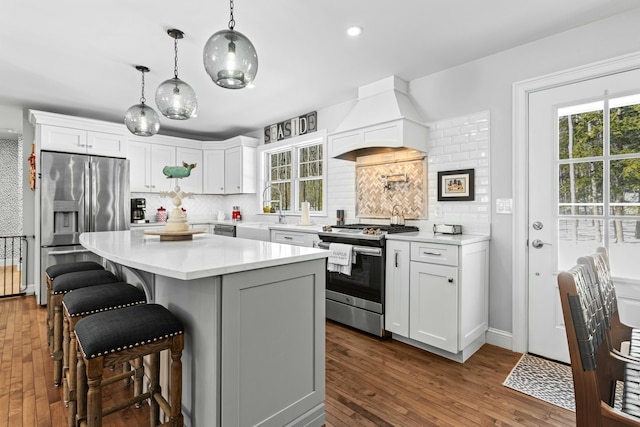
[85,160,94,232]
[49,249,91,256]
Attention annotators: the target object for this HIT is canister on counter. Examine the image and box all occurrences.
[336,209,345,226]
[156,206,167,222]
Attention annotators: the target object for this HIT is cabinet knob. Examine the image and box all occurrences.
[448,278,454,283]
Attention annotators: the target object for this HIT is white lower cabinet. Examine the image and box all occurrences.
[385,238,489,362]
[385,240,410,336]
[409,261,459,353]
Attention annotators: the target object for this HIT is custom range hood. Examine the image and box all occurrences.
[328,76,428,161]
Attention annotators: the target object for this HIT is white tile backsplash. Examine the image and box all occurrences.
[423,110,491,235]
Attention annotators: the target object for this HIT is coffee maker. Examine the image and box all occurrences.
[131,198,147,223]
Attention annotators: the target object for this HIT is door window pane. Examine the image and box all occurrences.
[610,158,640,216]
[608,219,640,277]
[558,162,603,215]
[557,219,603,270]
[610,95,640,155]
[558,108,603,159]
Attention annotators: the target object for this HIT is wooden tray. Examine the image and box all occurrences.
[143,229,205,241]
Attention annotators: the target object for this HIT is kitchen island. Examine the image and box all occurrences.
[79,230,328,427]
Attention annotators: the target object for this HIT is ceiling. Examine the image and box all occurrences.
[1,0,639,140]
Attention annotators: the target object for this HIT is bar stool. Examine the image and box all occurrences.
[51,269,121,386]
[62,282,147,427]
[46,261,104,348]
[74,304,184,427]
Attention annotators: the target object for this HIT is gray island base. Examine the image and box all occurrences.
[79,230,328,427]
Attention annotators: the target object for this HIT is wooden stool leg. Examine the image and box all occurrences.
[77,351,87,425]
[63,314,70,405]
[133,357,144,408]
[86,358,104,427]
[67,327,78,427]
[46,279,53,349]
[149,352,160,426]
[169,336,184,426]
[53,296,63,386]
[123,361,131,387]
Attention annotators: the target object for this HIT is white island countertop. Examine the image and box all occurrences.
[80,230,328,281]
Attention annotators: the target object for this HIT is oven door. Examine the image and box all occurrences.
[318,241,384,308]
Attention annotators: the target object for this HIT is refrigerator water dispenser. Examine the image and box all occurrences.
[53,200,78,235]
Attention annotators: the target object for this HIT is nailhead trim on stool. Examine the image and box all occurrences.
[75,304,184,359]
[75,304,184,427]
[62,283,147,427]
[50,269,120,387]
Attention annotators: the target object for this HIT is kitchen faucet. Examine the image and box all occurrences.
[262,185,286,224]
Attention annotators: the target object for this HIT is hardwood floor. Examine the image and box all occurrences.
[0,266,22,297]
[0,295,575,426]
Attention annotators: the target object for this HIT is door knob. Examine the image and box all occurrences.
[531,239,551,249]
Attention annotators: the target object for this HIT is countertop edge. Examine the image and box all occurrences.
[385,232,490,245]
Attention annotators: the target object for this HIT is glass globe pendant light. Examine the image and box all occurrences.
[203,0,258,89]
[156,29,198,120]
[124,65,161,137]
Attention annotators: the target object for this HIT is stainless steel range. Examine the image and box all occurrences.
[318,224,419,336]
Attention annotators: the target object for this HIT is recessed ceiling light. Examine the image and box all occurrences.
[347,26,363,37]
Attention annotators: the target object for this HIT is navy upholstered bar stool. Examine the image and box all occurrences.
[62,282,147,427]
[74,304,184,427]
[46,261,104,348]
[51,269,121,386]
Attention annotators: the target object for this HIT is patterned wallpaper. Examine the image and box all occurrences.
[0,136,24,261]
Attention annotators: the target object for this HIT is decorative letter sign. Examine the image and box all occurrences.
[264,111,317,143]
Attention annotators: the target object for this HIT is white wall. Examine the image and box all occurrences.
[407,8,640,333]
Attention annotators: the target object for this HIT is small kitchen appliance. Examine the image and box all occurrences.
[433,224,462,235]
[131,198,146,223]
[232,206,242,221]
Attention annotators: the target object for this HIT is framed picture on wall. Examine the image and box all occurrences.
[437,168,475,201]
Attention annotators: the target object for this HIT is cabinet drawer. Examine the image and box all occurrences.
[271,230,306,246]
[410,242,458,266]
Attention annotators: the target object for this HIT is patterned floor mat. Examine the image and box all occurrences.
[503,353,575,411]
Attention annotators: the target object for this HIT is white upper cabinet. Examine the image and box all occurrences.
[176,147,203,194]
[30,110,127,158]
[128,134,203,194]
[128,139,176,193]
[203,149,225,194]
[202,136,258,195]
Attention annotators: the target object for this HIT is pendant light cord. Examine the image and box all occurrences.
[228,0,235,30]
[174,37,180,79]
[140,69,147,104]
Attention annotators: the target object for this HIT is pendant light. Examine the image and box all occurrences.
[124,65,161,137]
[156,29,198,120]
[203,0,258,89]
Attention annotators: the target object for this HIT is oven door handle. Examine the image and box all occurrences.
[317,242,382,257]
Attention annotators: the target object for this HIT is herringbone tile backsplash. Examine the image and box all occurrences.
[356,156,426,219]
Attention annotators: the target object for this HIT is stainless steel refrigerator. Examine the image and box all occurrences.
[38,151,130,304]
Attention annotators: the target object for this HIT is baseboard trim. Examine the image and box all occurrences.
[486,327,512,350]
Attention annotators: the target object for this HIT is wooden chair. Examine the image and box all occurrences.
[557,263,640,426]
[578,247,640,360]
[74,304,184,427]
